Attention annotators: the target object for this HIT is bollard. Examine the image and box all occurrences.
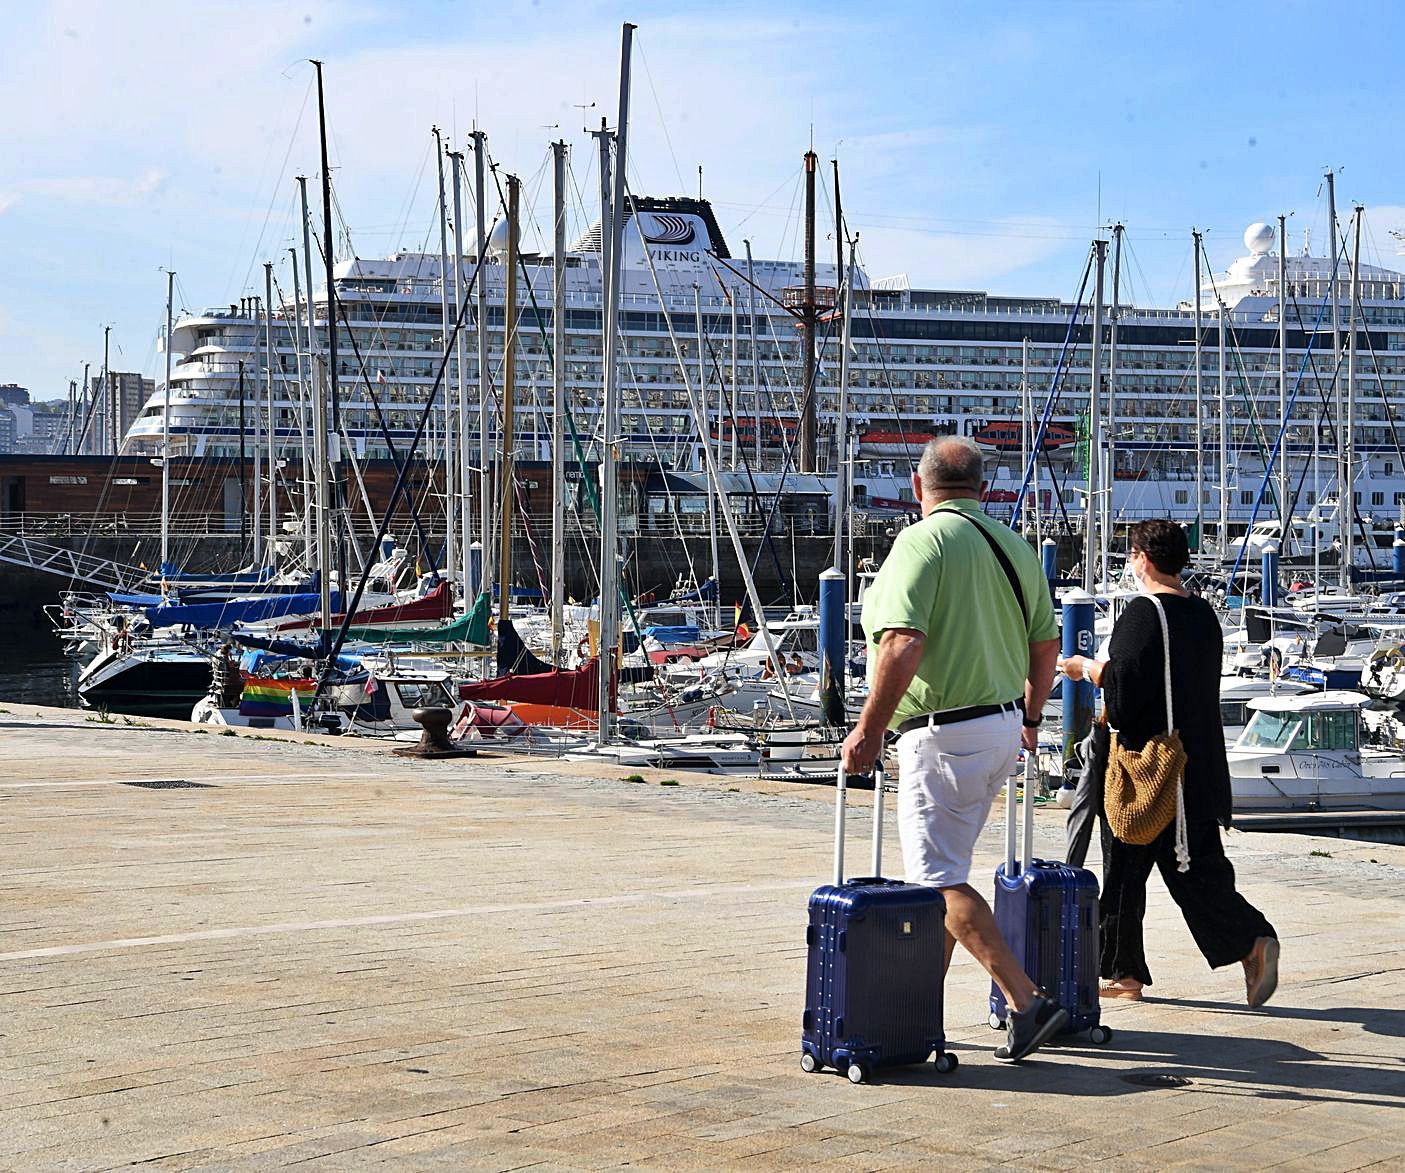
[393,707,477,759]
[1261,543,1280,608]
[1041,538,1058,589]
[818,568,847,728]
[1394,533,1405,581]
[1061,589,1096,786]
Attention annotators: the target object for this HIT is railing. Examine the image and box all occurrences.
[0,511,236,539]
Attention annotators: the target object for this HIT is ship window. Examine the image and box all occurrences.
[1238,710,1301,750]
[1306,710,1357,751]
[395,681,445,710]
[1220,701,1248,728]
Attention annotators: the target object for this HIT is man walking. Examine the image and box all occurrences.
[841,437,1065,1063]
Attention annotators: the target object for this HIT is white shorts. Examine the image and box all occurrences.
[896,710,1022,888]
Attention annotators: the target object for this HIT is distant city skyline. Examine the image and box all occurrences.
[5,0,1405,400]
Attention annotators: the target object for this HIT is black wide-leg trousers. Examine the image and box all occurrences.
[1099,816,1277,987]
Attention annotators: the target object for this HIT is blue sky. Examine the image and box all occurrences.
[4,0,1405,401]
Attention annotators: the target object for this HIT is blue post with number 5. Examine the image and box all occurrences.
[1060,588,1096,784]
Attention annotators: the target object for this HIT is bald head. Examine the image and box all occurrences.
[917,436,985,500]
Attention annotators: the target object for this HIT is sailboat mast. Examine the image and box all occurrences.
[695,284,721,617]
[238,361,248,559]
[312,60,344,592]
[834,248,855,576]
[1192,230,1205,553]
[160,269,174,579]
[746,240,760,470]
[1023,337,1037,538]
[550,139,568,666]
[101,325,110,455]
[79,362,90,454]
[471,130,491,600]
[434,131,456,585]
[264,262,278,561]
[497,174,520,627]
[1105,222,1122,581]
[798,150,818,473]
[251,292,264,566]
[297,175,325,601]
[832,159,851,575]
[102,325,111,455]
[450,147,472,592]
[1327,170,1343,526]
[597,22,635,748]
[1344,204,1363,589]
[1217,291,1228,557]
[1083,238,1106,592]
[288,247,312,566]
[730,293,739,470]
[1278,214,1289,547]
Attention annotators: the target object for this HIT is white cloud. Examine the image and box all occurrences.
[23,167,168,206]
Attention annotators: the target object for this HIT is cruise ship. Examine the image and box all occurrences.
[124,198,1405,547]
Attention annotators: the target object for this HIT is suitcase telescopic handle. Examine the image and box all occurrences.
[834,761,885,886]
[1006,751,1037,876]
[1022,751,1036,873]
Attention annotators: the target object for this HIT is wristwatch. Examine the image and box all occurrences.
[1021,715,1042,728]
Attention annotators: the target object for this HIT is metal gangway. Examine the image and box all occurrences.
[0,533,149,593]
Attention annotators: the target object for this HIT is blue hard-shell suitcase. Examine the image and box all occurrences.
[801,763,958,1084]
[989,755,1112,1045]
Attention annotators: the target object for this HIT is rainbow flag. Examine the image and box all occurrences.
[239,678,316,718]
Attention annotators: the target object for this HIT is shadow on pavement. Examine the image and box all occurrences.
[1149,996,1405,1039]
[869,1025,1404,1106]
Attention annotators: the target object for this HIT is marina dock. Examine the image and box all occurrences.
[3,703,1404,1169]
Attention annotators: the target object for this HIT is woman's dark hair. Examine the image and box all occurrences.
[1128,518,1190,575]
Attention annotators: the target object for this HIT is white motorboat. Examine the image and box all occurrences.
[1227,691,1405,811]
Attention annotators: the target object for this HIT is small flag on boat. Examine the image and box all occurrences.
[365,674,378,697]
[376,369,386,385]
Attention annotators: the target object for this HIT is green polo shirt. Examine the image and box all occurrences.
[862,499,1059,730]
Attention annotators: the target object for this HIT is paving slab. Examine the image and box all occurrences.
[2,702,1404,1170]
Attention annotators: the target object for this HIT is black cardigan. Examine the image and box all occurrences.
[1101,593,1234,827]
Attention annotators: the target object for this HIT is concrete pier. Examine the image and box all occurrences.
[2,703,1404,1169]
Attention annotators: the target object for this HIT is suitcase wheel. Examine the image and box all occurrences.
[934,1051,959,1075]
[800,1052,818,1074]
[846,1062,868,1085]
[1089,1024,1113,1045]
[988,1012,1005,1030]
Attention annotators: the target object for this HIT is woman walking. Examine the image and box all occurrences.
[1060,519,1279,1006]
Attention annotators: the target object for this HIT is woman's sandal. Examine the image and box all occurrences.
[1100,980,1144,1001]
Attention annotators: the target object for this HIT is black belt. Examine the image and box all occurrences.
[896,699,1023,736]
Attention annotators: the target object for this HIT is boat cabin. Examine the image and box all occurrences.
[1235,692,1364,754]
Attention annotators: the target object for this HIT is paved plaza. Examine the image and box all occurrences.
[2,704,1403,1170]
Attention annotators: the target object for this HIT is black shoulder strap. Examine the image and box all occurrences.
[941,509,1029,630]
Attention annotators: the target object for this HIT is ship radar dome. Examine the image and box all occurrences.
[1244,222,1275,254]
[486,215,512,257]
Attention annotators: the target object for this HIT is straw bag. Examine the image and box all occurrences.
[1105,595,1191,870]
